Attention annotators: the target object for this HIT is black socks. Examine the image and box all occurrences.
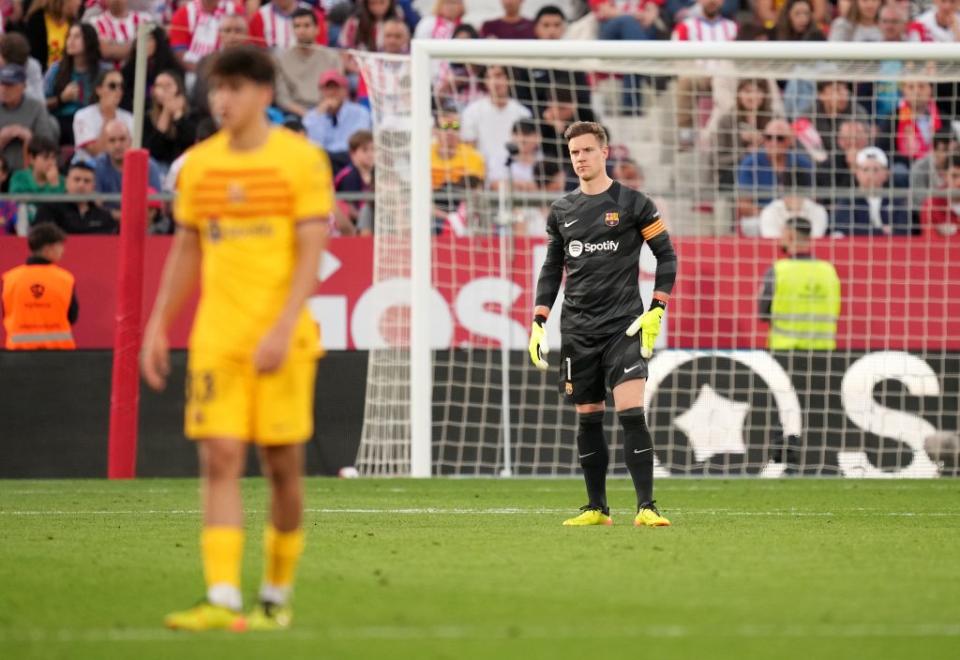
[620,407,654,510]
[576,411,609,512]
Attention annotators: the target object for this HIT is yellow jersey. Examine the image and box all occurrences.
[174,127,333,359]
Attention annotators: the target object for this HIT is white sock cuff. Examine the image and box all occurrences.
[259,583,291,606]
[207,583,243,611]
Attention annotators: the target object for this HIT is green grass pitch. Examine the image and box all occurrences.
[1,478,958,659]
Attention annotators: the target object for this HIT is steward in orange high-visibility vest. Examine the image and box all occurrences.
[1,223,78,350]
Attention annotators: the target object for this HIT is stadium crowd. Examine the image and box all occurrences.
[0,0,958,237]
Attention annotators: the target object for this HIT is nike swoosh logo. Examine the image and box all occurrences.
[564,219,580,228]
[633,448,652,454]
[578,451,596,459]
[624,364,642,373]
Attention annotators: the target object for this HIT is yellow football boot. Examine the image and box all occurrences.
[634,501,671,527]
[164,600,247,632]
[245,602,293,632]
[562,505,613,526]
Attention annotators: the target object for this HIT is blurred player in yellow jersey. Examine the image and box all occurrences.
[140,46,333,632]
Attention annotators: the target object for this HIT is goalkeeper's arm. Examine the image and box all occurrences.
[529,210,564,369]
[626,231,678,358]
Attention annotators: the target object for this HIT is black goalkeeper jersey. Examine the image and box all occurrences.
[535,180,677,337]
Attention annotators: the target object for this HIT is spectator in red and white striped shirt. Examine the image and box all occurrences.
[168,0,244,72]
[907,0,960,42]
[88,0,151,67]
[249,0,327,50]
[671,0,737,146]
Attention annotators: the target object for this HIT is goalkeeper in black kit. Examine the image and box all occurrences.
[529,121,677,527]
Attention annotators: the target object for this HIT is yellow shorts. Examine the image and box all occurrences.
[184,352,317,445]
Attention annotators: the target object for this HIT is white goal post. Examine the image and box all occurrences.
[357,40,960,479]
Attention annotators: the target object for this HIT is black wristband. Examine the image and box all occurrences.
[649,298,667,312]
[534,314,547,326]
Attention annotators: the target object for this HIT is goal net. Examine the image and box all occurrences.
[353,42,960,479]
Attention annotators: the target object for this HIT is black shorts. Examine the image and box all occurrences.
[558,331,648,404]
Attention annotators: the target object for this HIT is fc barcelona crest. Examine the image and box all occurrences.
[565,381,574,395]
[604,212,620,227]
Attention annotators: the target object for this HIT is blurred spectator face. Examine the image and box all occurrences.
[543,168,565,192]
[30,150,57,177]
[901,80,933,111]
[763,120,794,155]
[613,160,644,189]
[65,0,82,18]
[0,79,25,107]
[381,19,411,53]
[501,0,522,15]
[152,72,179,106]
[513,127,541,156]
[946,163,960,199]
[737,80,765,112]
[107,0,128,14]
[879,5,906,41]
[568,133,608,182]
[436,112,461,151]
[544,99,575,124]
[855,157,888,190]
[105,121,132,164]
[367,0,392,19]
[699,0,723,19]
[219,15,249,49]
[65,25,84,58]
[933,136,957,167]
[484,66,510,100]
[817,82,850,115]
[534,12,565,39]
[857,0,882,21]
[321,80,347,109]
[788,1,812,34]
[97,71,124,109]
[351,139,375,170]
[437,0,464,21]
[837,120,870,153]
[293,14,319,46]
[66,166,95,195]
[934,0,959,22]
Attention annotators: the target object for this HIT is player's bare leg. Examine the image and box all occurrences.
[613,380,670,527]
[247,443,306,630]
[563,401,614,526]
[165,438,248,631]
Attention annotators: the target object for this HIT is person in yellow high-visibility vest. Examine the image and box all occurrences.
[758,216,840,350]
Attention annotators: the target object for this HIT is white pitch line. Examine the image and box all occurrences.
[1,622,959,644]
[1,507,958,517]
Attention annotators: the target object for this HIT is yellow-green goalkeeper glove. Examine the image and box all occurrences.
[528,316,549,371]
[626,305,665,359]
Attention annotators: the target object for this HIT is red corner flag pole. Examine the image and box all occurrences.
[107,149,148,479]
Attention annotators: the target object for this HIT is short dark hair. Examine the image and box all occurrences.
[27,136,58,158]
[452,23,479,39]
[535,5,565,22]
[785,216,813,237]
[28,223,67,252]
[947,153,960,170]
[512,118,538,135]
[291,7,317,24]
[816,80,849,93]
[933,126,956,148]
[0,32,30,66]
[209,45,276,86]
[68,160,95,175]
[564,121,608,147]
[348,129,373,152]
